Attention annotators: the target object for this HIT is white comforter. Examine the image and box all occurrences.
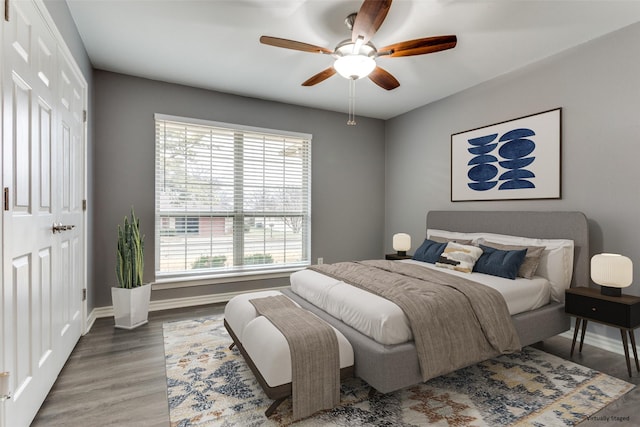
[290,259,550,345]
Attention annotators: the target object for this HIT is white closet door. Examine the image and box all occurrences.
[1,1,86,426]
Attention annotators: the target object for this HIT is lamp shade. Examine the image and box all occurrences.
[334,54,376,80]
[393,233,411,252]
[333,40,377,80]
[591,253,633,288]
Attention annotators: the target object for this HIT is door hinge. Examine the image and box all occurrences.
[3,187,8,211]
[83,110,87,123]
[82,288,87,301]
[82,199,87,211]
[4,0,9,22]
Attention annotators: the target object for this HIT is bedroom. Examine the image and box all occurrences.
[2,0,640,425]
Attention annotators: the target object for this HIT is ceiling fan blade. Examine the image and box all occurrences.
[368,66,400,90]
[351,0,392,44]
[302,68,337,86]
[378,35,458,58]
[260,36,332,54]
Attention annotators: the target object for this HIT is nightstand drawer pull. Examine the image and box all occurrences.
[592,307,597,312]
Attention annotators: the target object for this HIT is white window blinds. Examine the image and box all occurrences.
[154,114,311,279]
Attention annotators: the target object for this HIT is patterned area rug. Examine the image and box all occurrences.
[163,315,633,426]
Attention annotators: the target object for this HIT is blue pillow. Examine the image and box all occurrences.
[473,244,527,280]
[412,239,448,264]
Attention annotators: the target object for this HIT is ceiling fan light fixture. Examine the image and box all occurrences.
[260,0,457,90]
[333,40,377,80]
[334,54,376,79]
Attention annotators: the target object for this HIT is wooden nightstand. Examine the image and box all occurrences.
[565,287,640,376]
[385,253,412,260]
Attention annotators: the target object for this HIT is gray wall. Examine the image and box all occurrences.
[92,71,386,308]
[43,0,91,76]
[385,23,640,341]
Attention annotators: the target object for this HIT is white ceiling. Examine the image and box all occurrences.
[66,0,640,120]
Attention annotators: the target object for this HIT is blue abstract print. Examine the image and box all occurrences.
[467,128,536,191]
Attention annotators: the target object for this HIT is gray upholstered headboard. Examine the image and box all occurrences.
[426,211,589,289]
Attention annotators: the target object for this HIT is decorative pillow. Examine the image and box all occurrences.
[427,229,481,245]
[479,241,545,279]
[435,242,483,273]
[473,245,527,280]
[474,233,574,303]
[429,236,474,245]
[412,239,448,264]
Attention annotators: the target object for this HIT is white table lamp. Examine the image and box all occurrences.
[591,253,633,297]
[393,233,411,257]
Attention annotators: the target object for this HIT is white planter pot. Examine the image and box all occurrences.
[111,284,151,330]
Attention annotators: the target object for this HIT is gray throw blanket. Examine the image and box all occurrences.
[249,295,340,420]
[309,260,521,381]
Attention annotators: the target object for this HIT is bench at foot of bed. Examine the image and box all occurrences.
[224,290,355,417]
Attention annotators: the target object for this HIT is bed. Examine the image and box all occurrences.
[282,210,589,393]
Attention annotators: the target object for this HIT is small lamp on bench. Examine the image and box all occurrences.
[393,233,411,257]
[591,253,633,297]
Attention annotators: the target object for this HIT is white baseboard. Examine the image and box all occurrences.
[85,309,99,334]
[559,328,630,357]
[85,285,289,333]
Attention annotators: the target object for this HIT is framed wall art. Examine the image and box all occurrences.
[451,108,561,202]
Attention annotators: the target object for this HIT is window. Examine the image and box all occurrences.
[154,114,311,280]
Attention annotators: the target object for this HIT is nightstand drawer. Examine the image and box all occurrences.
[385,253,412,260]
[565,293,633,328]
[565,287,640,377]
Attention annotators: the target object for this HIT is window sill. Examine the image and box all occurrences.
[151,266,306,290]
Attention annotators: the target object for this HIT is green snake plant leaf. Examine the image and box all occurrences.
[116,207,144,288]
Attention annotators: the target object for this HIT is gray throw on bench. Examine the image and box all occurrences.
[310,260,521,381]
[249,295,340,420]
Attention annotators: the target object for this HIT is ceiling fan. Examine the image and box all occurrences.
[259,0,457,91]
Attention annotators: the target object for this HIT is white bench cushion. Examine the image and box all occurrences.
[224,290,283,342]
[225,290,354,387]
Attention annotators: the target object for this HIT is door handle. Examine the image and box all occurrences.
[0,371,10,400]
[52,223,76,234]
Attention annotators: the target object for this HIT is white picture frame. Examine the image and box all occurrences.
[451,108,561,202]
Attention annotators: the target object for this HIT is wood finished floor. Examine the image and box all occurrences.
[32,303,640,426]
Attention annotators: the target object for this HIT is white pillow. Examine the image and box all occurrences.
[476,233,574,303]
[435,242,484,274]
[427,229,483,244]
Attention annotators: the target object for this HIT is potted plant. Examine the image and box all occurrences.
[111,207,151,329]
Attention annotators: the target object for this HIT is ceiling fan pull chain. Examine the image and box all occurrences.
[347,79,357,126]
